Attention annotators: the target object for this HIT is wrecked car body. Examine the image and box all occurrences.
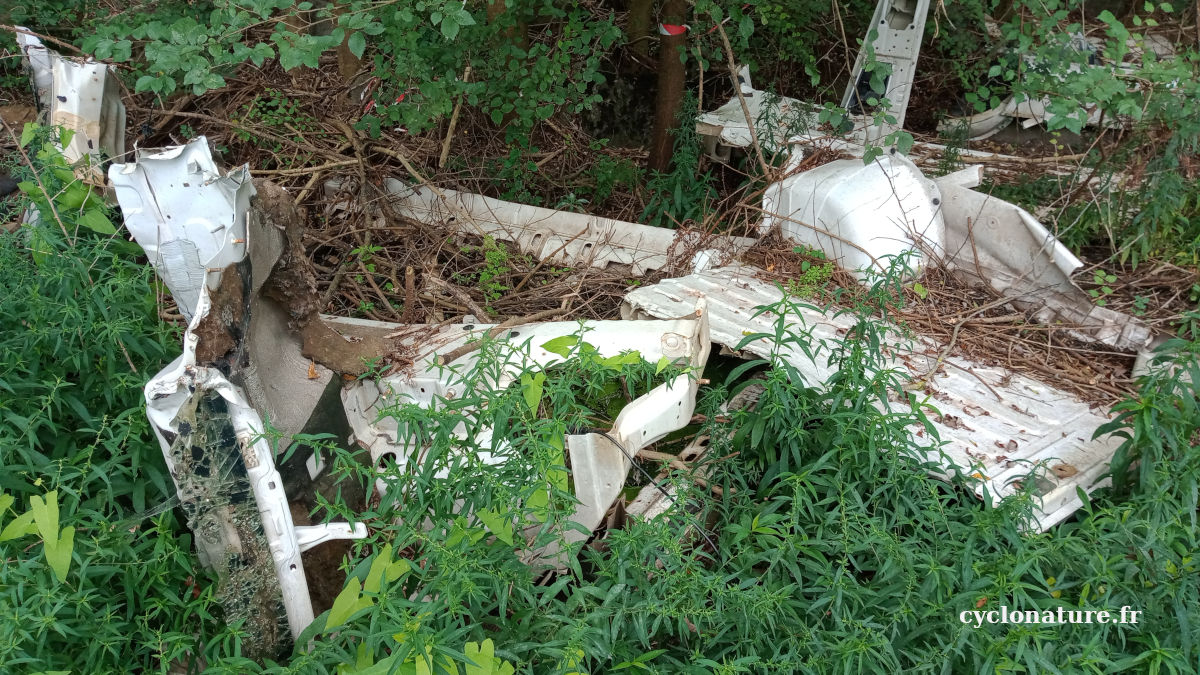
[110,138,712,645]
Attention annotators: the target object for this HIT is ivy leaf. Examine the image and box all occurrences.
[19,123,37,148]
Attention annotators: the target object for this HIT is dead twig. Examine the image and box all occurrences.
[2,24,84,54]
[712,19,771,180]
[254,159,360,176]
[130,107,351,164]
[438,65,471,169]
[425,275,490,321]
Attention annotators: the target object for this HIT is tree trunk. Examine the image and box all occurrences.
[648,0,687,172]
[488,0,529,52]
[626,0,654,61]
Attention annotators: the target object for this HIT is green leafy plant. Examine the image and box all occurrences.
[0,131,235,672]
[233,89,324,164]
[1088,269,1118,306]
[642,92,717,228]
[784,246,834,299]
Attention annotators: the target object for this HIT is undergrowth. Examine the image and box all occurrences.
[0,131,237,672]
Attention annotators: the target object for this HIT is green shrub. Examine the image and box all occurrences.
[0,129,237,672]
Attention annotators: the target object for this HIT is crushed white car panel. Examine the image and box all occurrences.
[763,150,945,279]
[623,266,1122,531]
[341,313,711,544]
[381,178,753,275]
[16,28,125,173]
[113,140,367,643]
[110,137,253,322]
[934,176,1152,351]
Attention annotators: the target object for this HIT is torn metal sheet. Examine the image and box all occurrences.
[113,141,367,647]
[937,94,1114,141]
[623,266,1123,531]
[110,137,253,322]
[699,91,1148,351]
[695,67,818,162]
[762,150,945,280]
[840,0,931,145]
[16,28,125,173]
[933,175,1152,352]
[341,313,711,546]
[379,178,753,275]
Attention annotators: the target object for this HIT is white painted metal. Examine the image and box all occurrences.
[934,176,1152,351]
[144,296,317,639]
[16,28,125,173]
[109,137,253,322]
[840,0,931,145]
[694,66,819,161]
[623,266,1122,531]
[380,178,753,275]
[762,150,945,279]
[115,140,367,641]
[341,314,710,543]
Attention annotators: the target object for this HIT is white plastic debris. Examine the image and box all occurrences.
[16,27,125,172]
[380,178,753,275]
